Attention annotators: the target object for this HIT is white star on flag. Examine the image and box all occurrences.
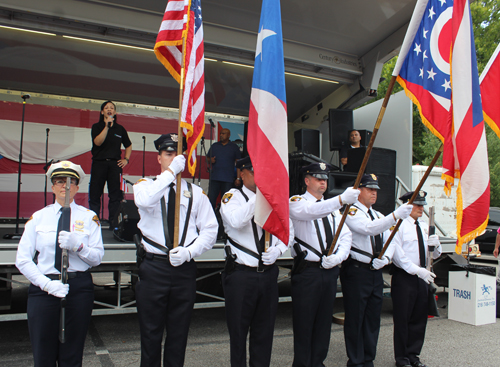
[256,26,276,61]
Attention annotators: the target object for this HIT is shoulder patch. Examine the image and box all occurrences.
[222,193,233,204]
[134,178,147,185]
[290,196,302,202]
[348,207,358,216]
[92,215,101,227]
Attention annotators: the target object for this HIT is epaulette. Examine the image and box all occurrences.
[290,196,302,202]
[92,215,101,227]
[222,192,233,204]
[348,207,358,216]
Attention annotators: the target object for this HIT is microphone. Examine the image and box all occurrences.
[46,128,50,134]
[142,136,145,141]
[21,94,31,100]
[208,118,216,128]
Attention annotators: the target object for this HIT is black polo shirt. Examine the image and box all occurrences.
[91,121,132,161]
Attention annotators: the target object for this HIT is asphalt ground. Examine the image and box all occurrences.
[1,272,500,367]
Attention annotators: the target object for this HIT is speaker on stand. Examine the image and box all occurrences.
[329,109,353,152]
[294,128,320,157]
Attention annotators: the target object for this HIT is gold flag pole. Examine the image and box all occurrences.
[173,37,186,248]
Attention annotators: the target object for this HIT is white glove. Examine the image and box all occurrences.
[58,231,82,252]
[394,203,413,220]
[169,155,186,176]
[169,246,191,267]
[416,268,436,284]
[44,280,69,298]
[262,247,281,265]
[428,234,440,247]
[321,254,342,269]
[371,257,390,270]
[340,187,360,205]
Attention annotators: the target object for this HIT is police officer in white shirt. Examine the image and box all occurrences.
[391,191,441,367]
[341,173,413,367]
[16,160,104,366]
[289,162,359,367]
[133,133,218,367]
[220,156,293,367]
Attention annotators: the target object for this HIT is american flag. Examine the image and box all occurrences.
[247,0,289,244]
[393,0,489,252]
[480,42,500,138]
[154,0,205,176]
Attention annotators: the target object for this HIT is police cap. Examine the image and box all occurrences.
[154,133,187,152]
[46,161,85,183]
[236,156,253,171]
[399,190,427,205]
[300,162,333,180]
[359,173,380,189]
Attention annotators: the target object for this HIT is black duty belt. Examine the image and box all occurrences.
[145,252,169,262]
[235,263,273,272]
[304,260,321,268]
[46,271,89,280]
[349,258,372,270]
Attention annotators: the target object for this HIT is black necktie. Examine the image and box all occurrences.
[54,209,63,272]
[415,220,426,267]
[167,183,176,246]
[367,209,383,253]
[317,200,334,254]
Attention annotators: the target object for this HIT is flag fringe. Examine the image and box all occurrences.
[180,120,205,176]
[484,111,500,139]
[454,181,489,254]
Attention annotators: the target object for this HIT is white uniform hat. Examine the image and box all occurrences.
[46,161,86,182]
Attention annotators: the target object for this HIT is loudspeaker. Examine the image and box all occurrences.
[345,147,397,215]
[357,129,372,147]
[294,129,320,157]
[325,171,357,199]
[329,109,353,151]
[289,152,337,196]
[113,200,141,242]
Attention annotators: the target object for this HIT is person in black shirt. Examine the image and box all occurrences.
[89,101,132,226]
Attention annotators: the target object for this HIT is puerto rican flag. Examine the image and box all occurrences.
[480,42,500,138]
[247,0,289,244]
[393,0,489,252]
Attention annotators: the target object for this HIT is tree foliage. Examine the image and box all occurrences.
[364,0,500,204]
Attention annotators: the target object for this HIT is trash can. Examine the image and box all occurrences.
[448,264,496,326]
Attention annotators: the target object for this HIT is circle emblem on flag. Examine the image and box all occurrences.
[430,6,452,75]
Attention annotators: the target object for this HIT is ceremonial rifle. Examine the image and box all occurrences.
[59,177,71,343]
[427,206,440,317]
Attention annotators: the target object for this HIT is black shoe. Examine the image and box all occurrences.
[411,362,427,367]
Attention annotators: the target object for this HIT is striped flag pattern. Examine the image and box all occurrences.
[448,0,489,250]
[154,0,205,176]
[247,0,289,244]
[480,42,500,138]
[393,0,489,252]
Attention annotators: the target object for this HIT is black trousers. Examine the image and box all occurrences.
[222,264,279,367]
[208,180,233,208]
[88,159,123,222]
[27,273,94,367]
[340,261,383,367]
[135,256,197,367]
[391,267,428,366]
[291,266,339,367]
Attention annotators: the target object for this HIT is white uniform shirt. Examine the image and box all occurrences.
[16,201,104,289]
[289,191,352,262]
[345,201,396,263]
[133,171,217,258]
[220,186,292,267]
[392,216,442,275]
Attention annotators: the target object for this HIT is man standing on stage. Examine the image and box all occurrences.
[133,133,217,367]
[89,100,132,226]
[342,173,413,367]
[391,191,441,367]
[206,128,241,208]
[289,162,359,367]
[220,156,292,367]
